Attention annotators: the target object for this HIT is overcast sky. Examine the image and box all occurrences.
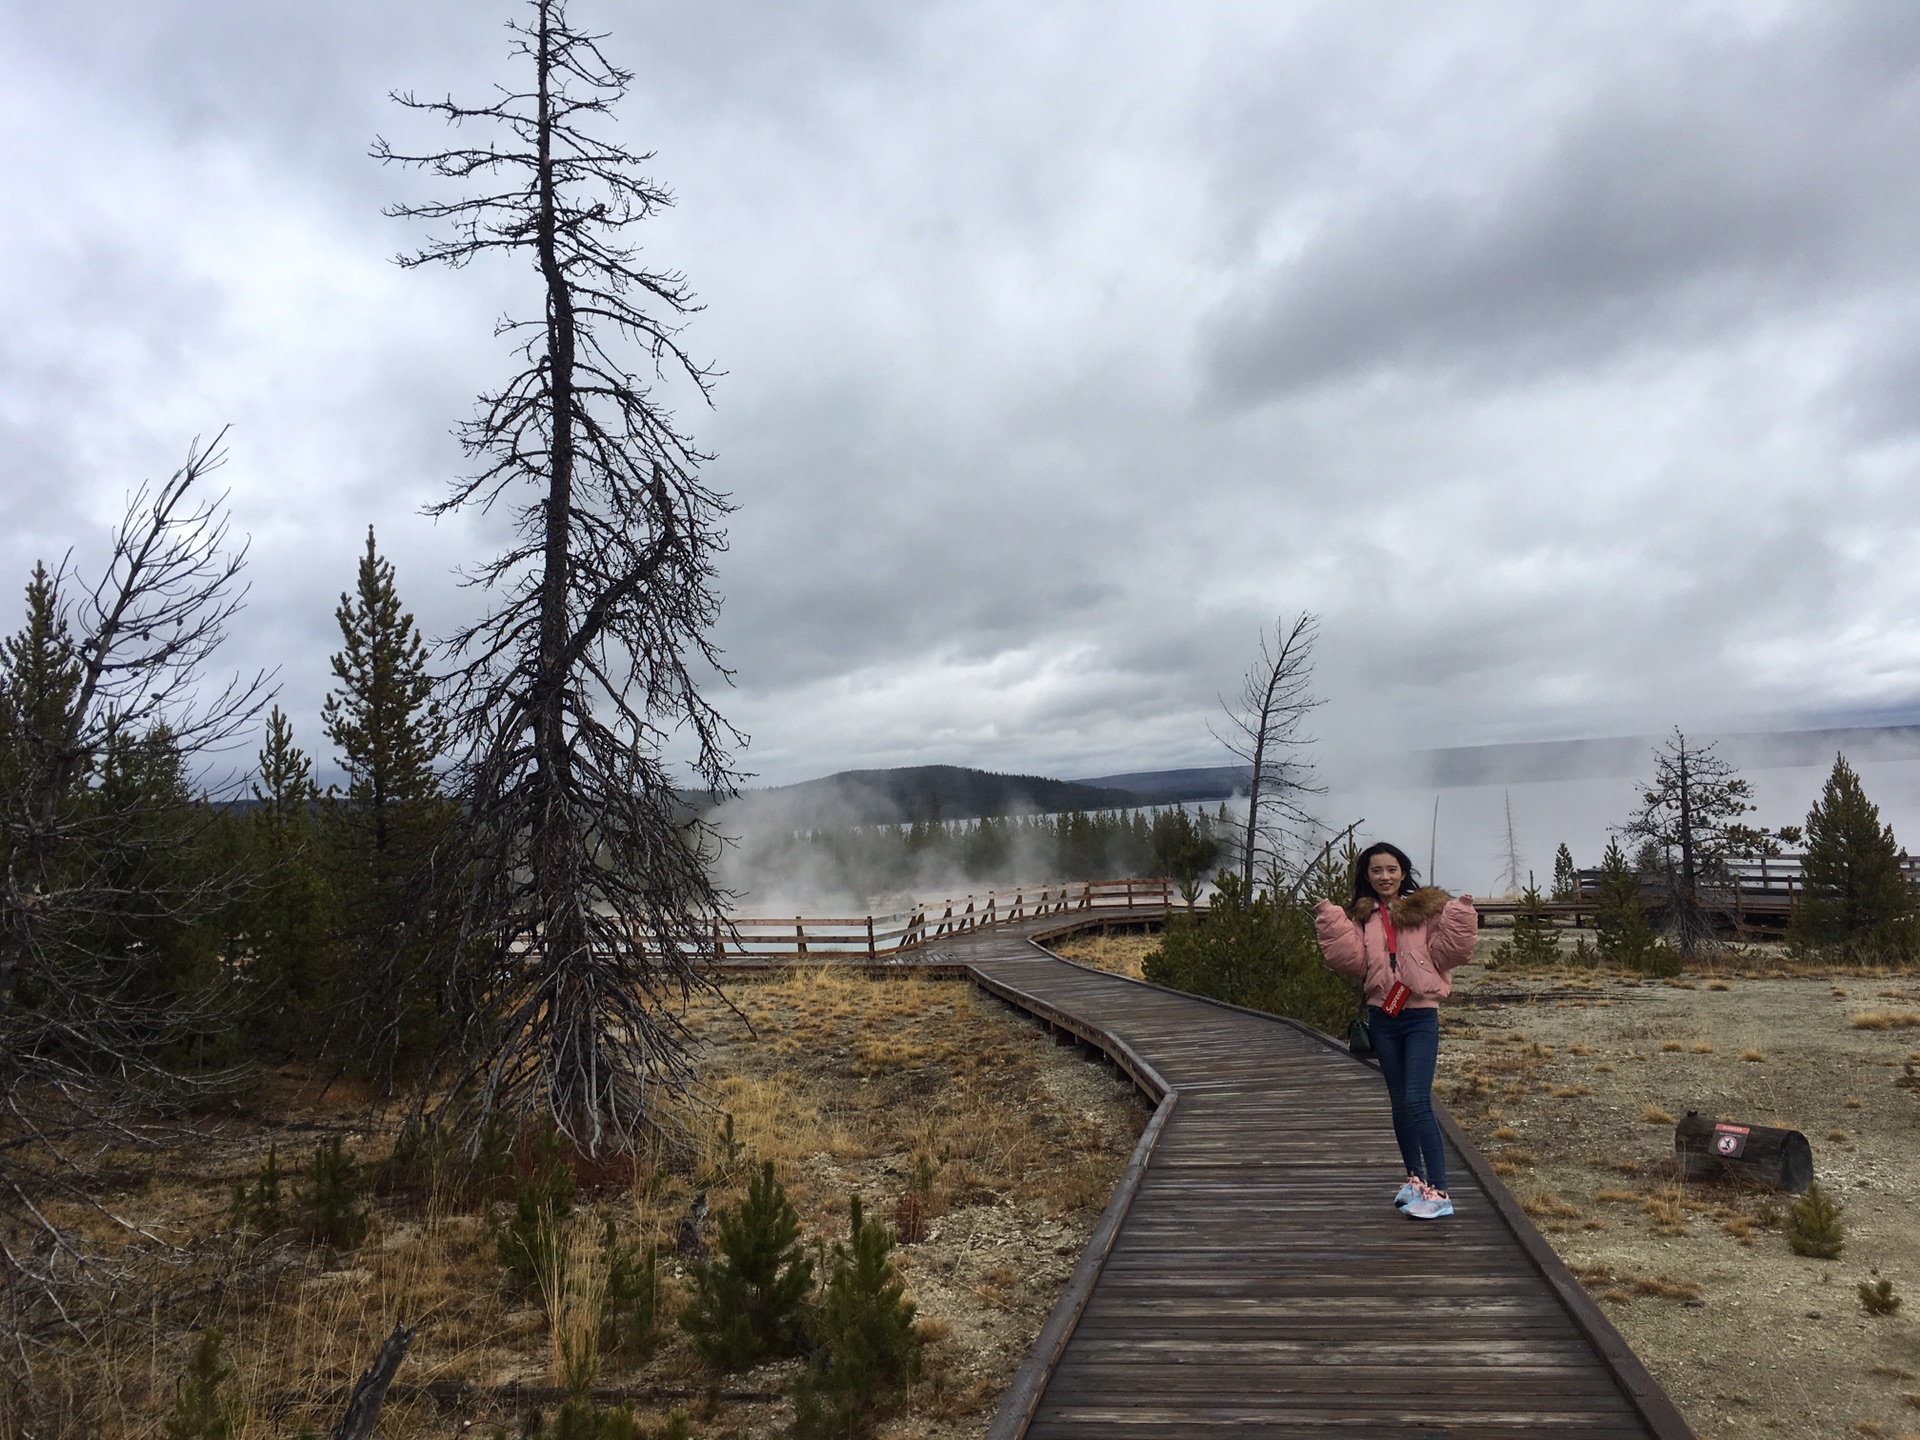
[6,0,1920,803]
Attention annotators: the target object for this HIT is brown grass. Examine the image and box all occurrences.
[1049,931,1155,979]
[1642,1105,1677,1125]
[1740,1048,1767,1062]
[13,964,1148,1438]
[1852,1011,1920,1030]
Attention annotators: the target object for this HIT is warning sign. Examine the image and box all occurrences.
[1712,1123,1750,1158]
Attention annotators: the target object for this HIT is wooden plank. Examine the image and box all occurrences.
[948,929,1696,1440]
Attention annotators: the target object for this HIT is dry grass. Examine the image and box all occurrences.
[14,964,1148,1439]
[1641,1105,1677,1125]
[1521,1190,1583,1219]
[1740,1048,1768,1062]
[1569,1262,1703,1303]
[1049,931,1156,979]
[1689,1042,1714,1054]
[1660,1041,1684,1053]
[1852,1011,1920,1030]
[1706,980,1731,991]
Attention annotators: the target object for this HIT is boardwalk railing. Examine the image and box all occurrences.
[711,876,1172,961]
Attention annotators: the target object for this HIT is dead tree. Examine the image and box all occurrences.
[375,0,740,1157]
[1215,612,1325,890]
[1619,728,1753,957]
[0,435,269,1371]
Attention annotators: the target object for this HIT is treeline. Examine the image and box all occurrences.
[730,804,1234,904]
[0,522,455,1090]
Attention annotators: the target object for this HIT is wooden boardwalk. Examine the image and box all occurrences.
[929,921,1695,1439]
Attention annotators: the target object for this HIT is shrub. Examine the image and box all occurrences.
[229,1144,286,1238]
[792,1196,922,1440]
[1859,1275,1901,1316]
[162,1328,237,1440]
[1143,871,1360,1036]
[301,1136,368,1250]
[680,1161,814,1370]
[499,1122,577,1292]
[1784,1181,1844,1260]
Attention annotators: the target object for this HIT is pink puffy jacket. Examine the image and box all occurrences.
[1313,888,1479,1010]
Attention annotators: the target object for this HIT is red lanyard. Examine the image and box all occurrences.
[1377,906,1399,970]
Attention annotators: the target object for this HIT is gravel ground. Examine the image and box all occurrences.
[1442,944,1920,1440]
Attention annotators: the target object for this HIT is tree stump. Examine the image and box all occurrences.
[1674,1111,1813,1192]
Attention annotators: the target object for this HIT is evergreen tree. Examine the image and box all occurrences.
[1593,838,1676,976]
[1551,843,1577,900]
[323,527,446,865]
[1791,753,1913,959]
[1491,873,1560,968]
[791,1195,922,1440]
[242,707,335,1042]
[322,528,450,1079]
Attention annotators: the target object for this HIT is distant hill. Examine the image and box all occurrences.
[726,764,1156,828]
[1072,766,1250,802]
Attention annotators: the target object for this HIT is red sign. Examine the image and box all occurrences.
[1713,1123,1750,1158]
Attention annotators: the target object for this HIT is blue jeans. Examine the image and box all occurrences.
[1368,1005,1447,1192]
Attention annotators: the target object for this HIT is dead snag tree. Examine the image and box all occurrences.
[375,0,740,1156]
[1619,728,1753,957]
[0,436,269,1364]
[1215,612,1325,889]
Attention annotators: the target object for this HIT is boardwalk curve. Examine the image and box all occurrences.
[930,919,1696,1440]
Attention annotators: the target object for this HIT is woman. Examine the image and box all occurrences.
[1314,842,1478,1220]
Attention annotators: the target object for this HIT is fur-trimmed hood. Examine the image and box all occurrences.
[1347,886,1453,929]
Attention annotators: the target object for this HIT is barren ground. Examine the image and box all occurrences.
[1055,929,1920,1440]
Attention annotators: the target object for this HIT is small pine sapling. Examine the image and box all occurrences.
[792,1196,923,1440]
[1784,1181,1845,1259]
[1859,1272,1901,1315]
[163,1328,237,1440]
[663,1412,693,1440]
[500,1122,577,1291]
[679,1160,813,1370]
[603,1217,662,1357]
[229,1144,286,1238]
[301,1136,368,1250]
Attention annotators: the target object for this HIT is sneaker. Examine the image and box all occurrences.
[1405,1190,1453,1220]
[1392,1176,1422,1208]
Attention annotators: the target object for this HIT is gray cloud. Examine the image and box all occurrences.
[3,0,1920,863]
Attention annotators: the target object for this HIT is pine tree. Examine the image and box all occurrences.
[1551,843,1577,900]
[243,707,335,1039]
[322,528,450,1078]
[1791,753,1913,959]
[323,527,446,866]
[679,1162,814,1370]
[792,1195,922,1440]
[1491,873,1559,968]
[1593,838,1676,975]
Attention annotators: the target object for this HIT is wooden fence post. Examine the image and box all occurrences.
[712,917,723,964]
[795,918,807,958]
[866,915,875,958]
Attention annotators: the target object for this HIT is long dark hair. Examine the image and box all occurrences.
[1350,841,1419,905]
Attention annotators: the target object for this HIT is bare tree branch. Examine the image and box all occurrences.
[376,0,739,1158]
[1213,612,1326,889]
